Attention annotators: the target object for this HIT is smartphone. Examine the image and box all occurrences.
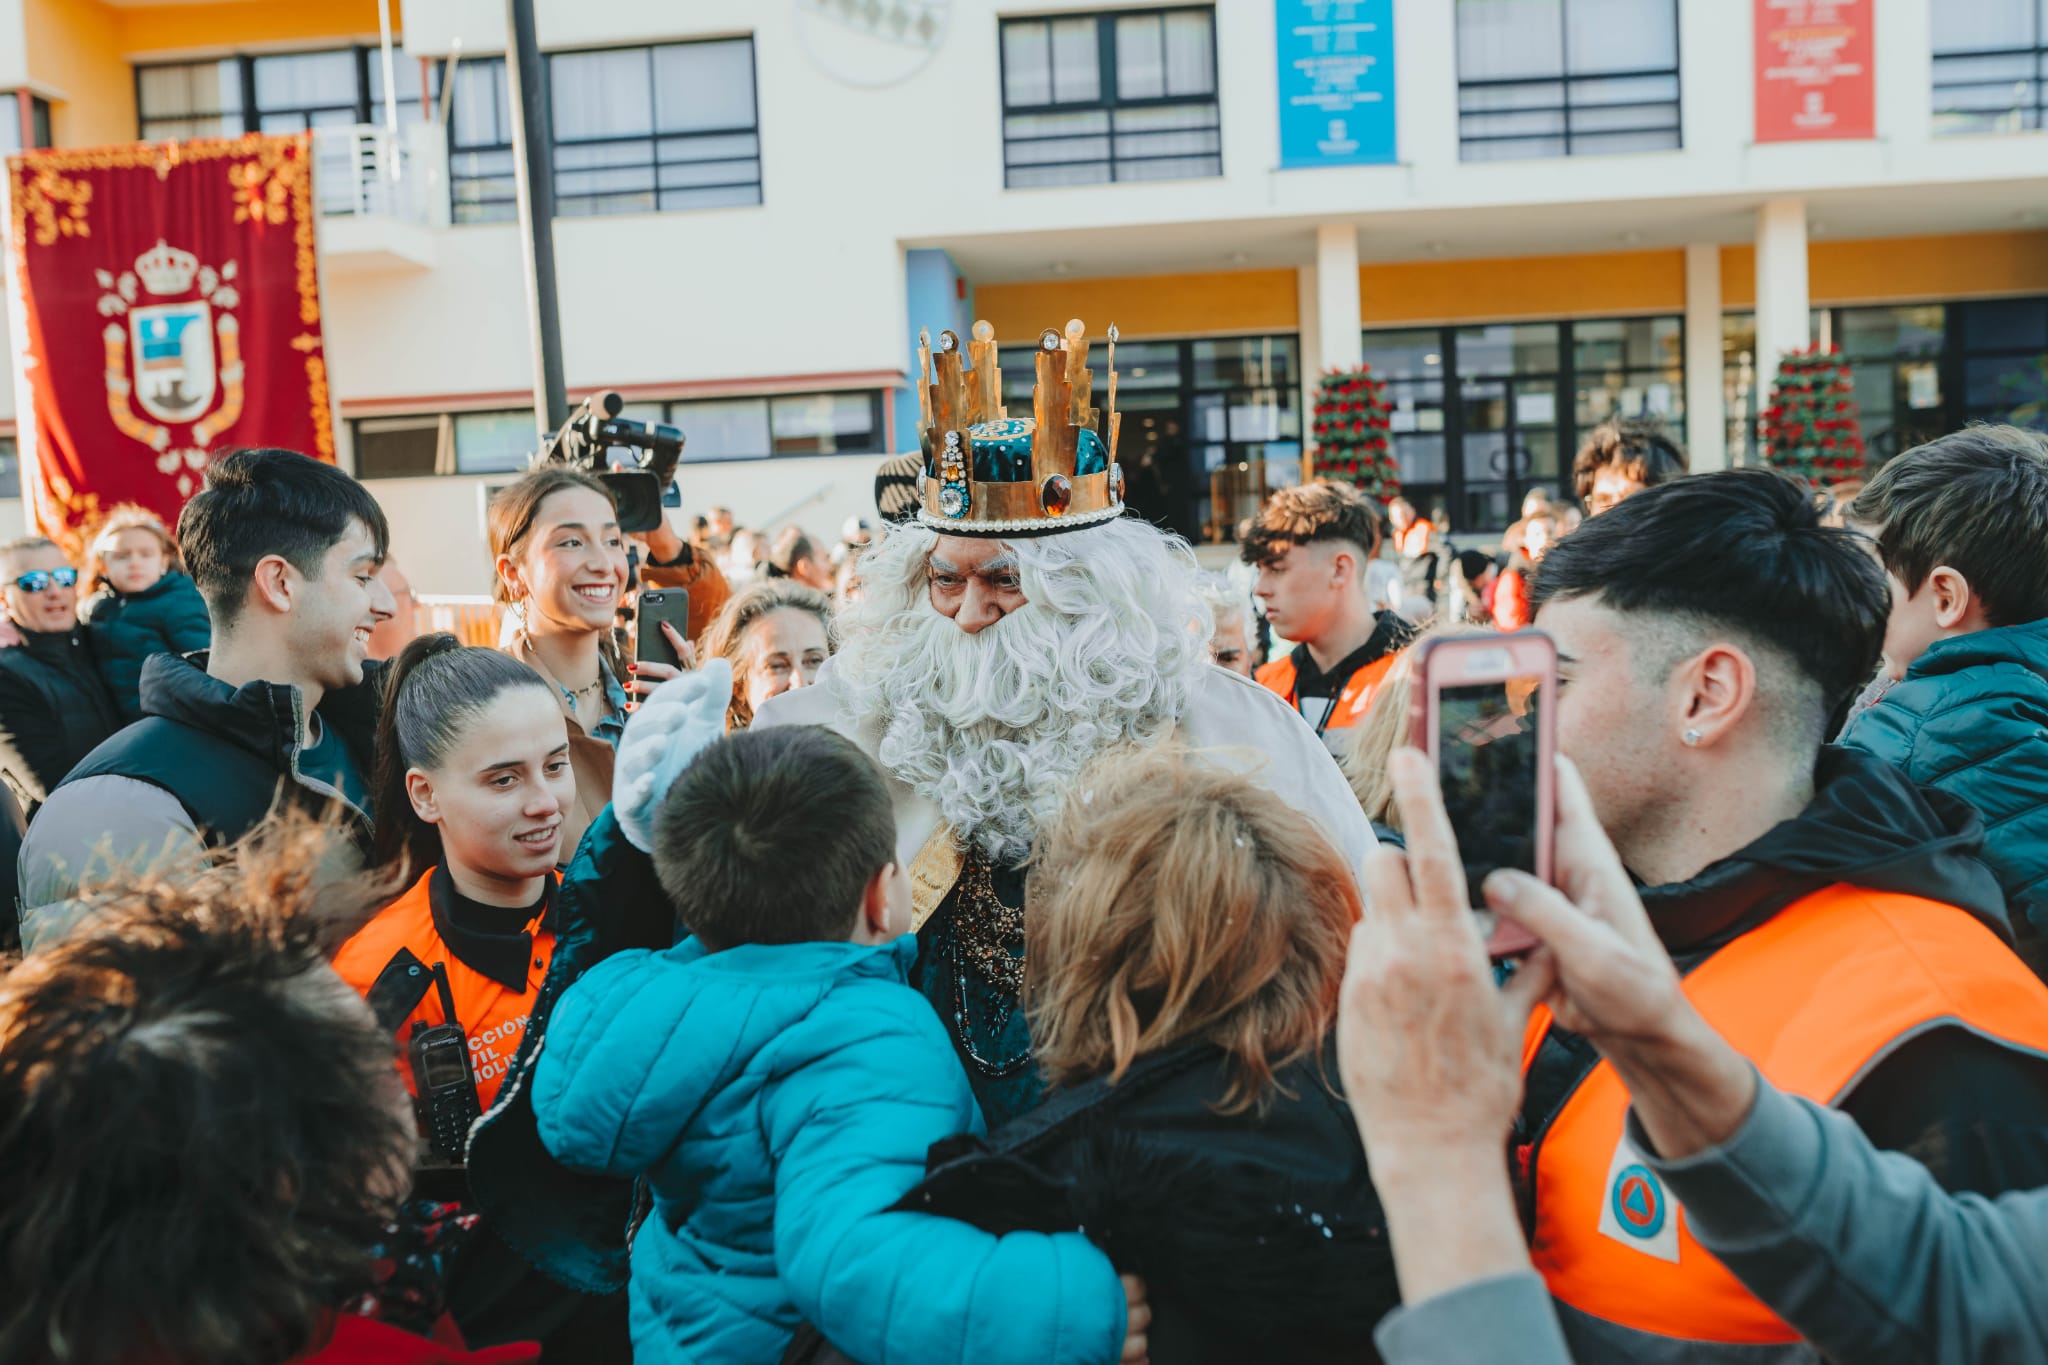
[636,588,690,668]
[1407,631,1558,957]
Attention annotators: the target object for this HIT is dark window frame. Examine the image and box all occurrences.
[1366,314,1687,534]
[1454,0,1683,161]
[444,56,517,224]
[997,5,1223,189]
[1931,4,2047,134]
[348,389,887,481]
[544,36,764,218]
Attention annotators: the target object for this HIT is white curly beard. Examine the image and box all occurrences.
[833,518,1212,864]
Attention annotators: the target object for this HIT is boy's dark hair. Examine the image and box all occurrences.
[1239,481,1382,567]
[178,449,390,627]
[1850,425,2048,627]
[1572,418,1689,501]
[0,814,411,1365]
[652,726,896,950]
[1533,467,1889,732]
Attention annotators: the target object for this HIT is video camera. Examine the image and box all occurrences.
[539,390,686,534]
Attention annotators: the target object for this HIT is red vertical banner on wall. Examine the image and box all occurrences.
[5,135,332,554]
[1755,0,1875,143]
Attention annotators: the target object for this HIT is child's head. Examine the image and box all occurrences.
[87,503,181,596]
[652,725,903,950]
[0,816,412,1365]
[1025,747,1360,1113]
[1850,425,2048,679]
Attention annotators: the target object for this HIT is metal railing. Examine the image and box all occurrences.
[1458,67,1681,161]
[1931,46,2046,134]
[311,122,451,226]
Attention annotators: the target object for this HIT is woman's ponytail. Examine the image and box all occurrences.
[370,633,463,878]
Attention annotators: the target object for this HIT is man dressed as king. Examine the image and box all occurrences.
[756,319,1373,1124]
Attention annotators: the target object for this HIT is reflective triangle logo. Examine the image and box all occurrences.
[1595,1132,1681,1263]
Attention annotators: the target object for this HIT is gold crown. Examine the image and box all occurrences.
[135,239,199,296]
[917,318,1125,536]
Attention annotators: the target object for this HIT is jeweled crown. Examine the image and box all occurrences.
[917,318,1125,536]
[135,239,199,296]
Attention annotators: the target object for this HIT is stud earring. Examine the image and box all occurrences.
[1682,727,1702,747]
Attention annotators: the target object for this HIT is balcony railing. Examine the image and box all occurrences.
[312,123,450,226]
[1932,46,2046,134]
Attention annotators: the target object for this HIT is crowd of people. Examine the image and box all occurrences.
[1,325,2046,1365]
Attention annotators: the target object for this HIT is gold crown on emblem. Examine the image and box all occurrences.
[135,239,200,297]
[916,318,1125,536]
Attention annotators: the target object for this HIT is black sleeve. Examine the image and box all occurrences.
[1839,1026,2048,1198]
[0,669,72,803]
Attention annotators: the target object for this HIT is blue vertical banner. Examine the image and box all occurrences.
[1275,0,1397,168]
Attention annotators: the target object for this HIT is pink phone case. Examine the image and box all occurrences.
[1405,630,1559,957]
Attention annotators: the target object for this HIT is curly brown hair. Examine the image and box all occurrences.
[0,813,411,1365]
[1238,480,1383,568]
[1024,747,1360,1113]
[1571,418,1688,503]
[84,502,184,591]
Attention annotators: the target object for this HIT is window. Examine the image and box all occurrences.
[1455,0,1681,161]
[1367,315,1684,532]
[0,437,18,493]
[1723,298,2048,471]
[0,95,51,156]
[548,38,762,217]
[1932,0,2046,134]
[998,8,1221,188]
[352,415,445,479]
[351,391,885,480]
[455,410,542,475]
[135,50,518,223]
[996,335,1297,544]
[447,57,517,224]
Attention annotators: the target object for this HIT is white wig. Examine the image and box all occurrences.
[834,516,1212,862]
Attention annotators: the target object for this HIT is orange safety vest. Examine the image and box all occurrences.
[333,867,559,1110]
[1256,649,1403,734]
[1520,884,2048,1361]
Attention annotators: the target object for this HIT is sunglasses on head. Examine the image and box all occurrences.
[12,567,77,593]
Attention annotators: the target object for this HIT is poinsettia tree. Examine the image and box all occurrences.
[1311,366,1400,501]
[1762,344,1866,485]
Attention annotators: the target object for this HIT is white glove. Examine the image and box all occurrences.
[612,658,732,853]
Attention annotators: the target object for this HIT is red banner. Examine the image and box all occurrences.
[6,135,332,553]
[1754,0,1875,143]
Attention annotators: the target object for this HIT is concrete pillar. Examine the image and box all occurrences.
[1296,263,1323,483]
[1314,223,1362,372]
[1683,244,1728,471]
[1754,198,1810,388]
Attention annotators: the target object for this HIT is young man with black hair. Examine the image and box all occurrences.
[1516,467,2048,1363]
[1839,425,2048,977]
[1572,416,1688,516]
[0,536,122,816]
[19,449,395,947]
[1242,481,1417,750]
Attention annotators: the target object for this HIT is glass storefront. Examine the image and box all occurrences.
[1364,315,1683,533]
[1723,297,2048,468]
[1000,334,1299,544]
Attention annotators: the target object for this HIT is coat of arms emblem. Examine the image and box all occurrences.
[97,239,244,496]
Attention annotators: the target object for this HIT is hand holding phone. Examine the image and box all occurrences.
[1406,630,1559,957]
[636,589,691,668]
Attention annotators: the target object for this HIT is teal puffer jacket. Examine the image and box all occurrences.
[531,934,1126,1365]
[1841,618,2048,954]
[81,570,211,723]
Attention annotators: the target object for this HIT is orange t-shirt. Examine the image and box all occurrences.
[333,866,558,1109]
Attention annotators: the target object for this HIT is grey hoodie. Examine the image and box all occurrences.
[1375,1077,2048,1364]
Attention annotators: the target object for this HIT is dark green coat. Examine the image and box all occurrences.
[81,570,211,723]
[1840,618,2048,964]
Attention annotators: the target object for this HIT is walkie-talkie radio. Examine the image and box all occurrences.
[408,962,481,1165]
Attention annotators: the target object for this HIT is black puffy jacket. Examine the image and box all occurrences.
[0,626,122,812]
[789,1038,1399,1365]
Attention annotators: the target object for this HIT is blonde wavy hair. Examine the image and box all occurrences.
[1340,622,1492,830]
[1024,746,1360,1114]
[696,579,834,731]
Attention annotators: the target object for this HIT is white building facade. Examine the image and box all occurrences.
[1,0,2046,593]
